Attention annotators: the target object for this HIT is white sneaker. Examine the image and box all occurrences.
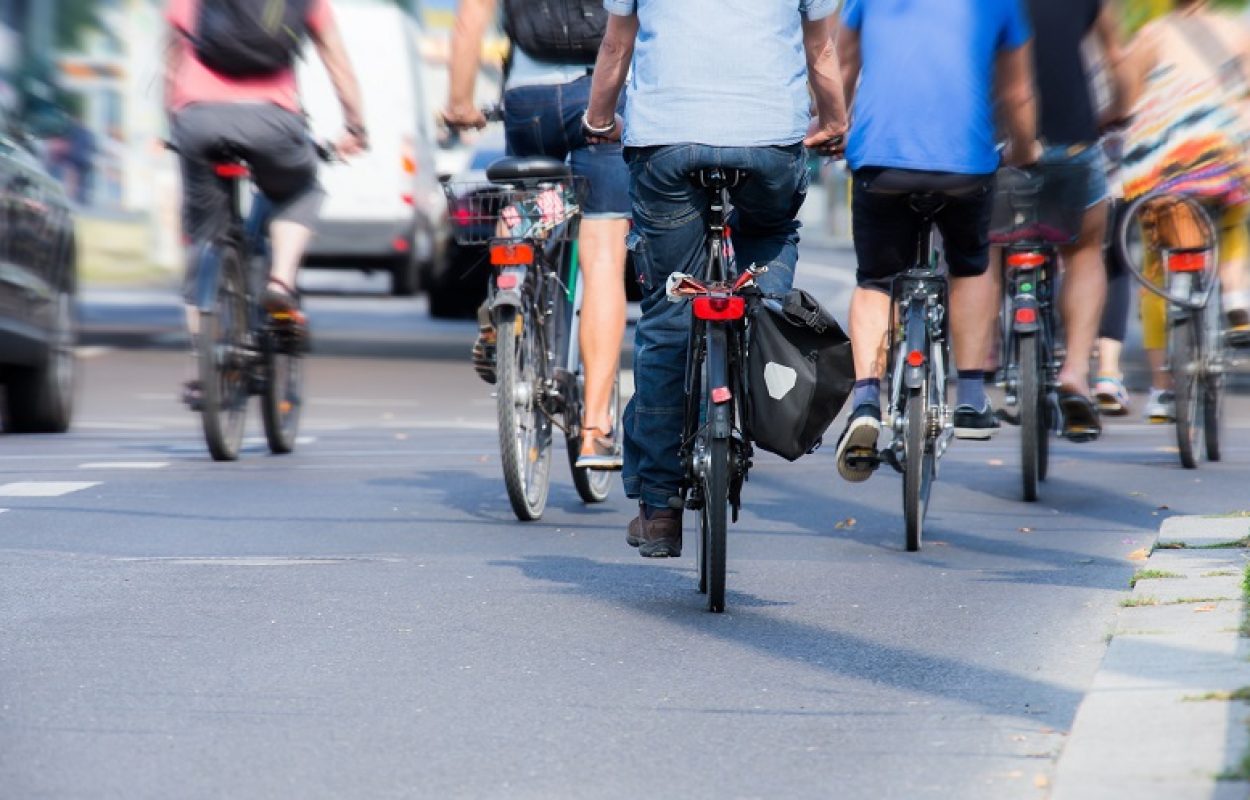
[1145,389,1175,424]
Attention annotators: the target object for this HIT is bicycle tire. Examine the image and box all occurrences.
[702,434,728,613]
[198,246,248,462]
[1019,332,1041,502]
[1170,314,1201,469]
[261,330,302,455]
[495,307,553,520]
[567,374,619,504]
[1202,302,1224,462]
[903,386,928,552]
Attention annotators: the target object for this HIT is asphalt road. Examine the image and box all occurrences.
[4,245,1250,798]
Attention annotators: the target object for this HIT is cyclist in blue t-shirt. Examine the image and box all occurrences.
[834,0,1043,483]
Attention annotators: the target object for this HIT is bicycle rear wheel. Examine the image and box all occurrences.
[198,246,249,462]
[496,307,553,520]
[1018,332,1042,502]
[1202,304,1224,462]
[903,387,931,552]
[1170,315,1201,469]
[261,328,302,455]
[701,434,728,613]
[567,374,619,504]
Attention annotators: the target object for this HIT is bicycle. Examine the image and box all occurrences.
[844,172,989,551]
[179,142,334,462]
[1115,191,1229,469]
[988,163,1086,501]
[665,167,766,614]
[443,143,620,520]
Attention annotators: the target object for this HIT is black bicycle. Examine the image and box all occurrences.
[989,164,1086,501]
[666,167,767,614]
[186,144,329,461]
[846,172,985,551]
[1116,191,1227,469]
[444,155,618,520]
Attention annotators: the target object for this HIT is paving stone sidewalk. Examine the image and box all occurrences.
[1051,516,1250,799]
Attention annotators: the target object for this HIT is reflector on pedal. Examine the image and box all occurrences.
[692,295,745,321]
[711,386,732,404]
[490,242,534,266]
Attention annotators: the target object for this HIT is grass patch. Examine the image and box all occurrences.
[1204,571,1240,578]
[1153,537,1250,551]
[1173,597,1235,605]
[1183,687,1250,703]
[1121,596,1160,608]
[1217,753,1250,782]
[1130,569,1182,588]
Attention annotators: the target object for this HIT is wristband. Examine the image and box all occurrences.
[581,112,617,137]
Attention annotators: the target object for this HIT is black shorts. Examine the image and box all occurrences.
[851,168,995,292]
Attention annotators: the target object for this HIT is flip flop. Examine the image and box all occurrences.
[1059,391,1102,443]
[575,426,623,471]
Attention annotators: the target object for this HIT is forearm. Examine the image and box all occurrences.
[804,18,847,126]
[1001,92,1037,154]
[449,0,494,109]
[835,25,862,112]
[586,14,638,125]
[313,26,365,130]
[163,29,181,119]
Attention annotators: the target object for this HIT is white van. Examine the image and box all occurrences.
[298,0,445,296]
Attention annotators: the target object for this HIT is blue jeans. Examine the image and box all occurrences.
[621,143,808,509]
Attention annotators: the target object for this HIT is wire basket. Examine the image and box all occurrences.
[989,162,1090,246]
[443,177,587,246]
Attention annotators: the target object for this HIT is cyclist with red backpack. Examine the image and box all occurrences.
[444,0,630,470]
[164,0,366,402]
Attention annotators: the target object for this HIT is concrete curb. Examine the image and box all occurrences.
[1050,515,1250,799]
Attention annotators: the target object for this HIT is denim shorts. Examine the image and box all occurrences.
[502,75,630,219]
[1040,144,1109,209]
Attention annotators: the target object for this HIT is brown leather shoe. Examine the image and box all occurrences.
[631,505,682,558]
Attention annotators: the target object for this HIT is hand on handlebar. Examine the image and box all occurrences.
[441,103,488,132]
[335,128,367,158]
[804,117,847,158]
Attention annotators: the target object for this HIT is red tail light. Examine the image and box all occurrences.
[392,237,410,253]
[1015,307,1037,325]
[1006,252,1045,269]
[495,272,519,290]
[453,207,472,226]
[490,243,534,266]
[906,350,925,368]
[692,295,746,321]
[1167,251,1207,273]
[214,163,249,178]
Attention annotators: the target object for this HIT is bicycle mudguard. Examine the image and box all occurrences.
[1011,296,1042,334]
[705,325,733,439]
[904,300,928,390]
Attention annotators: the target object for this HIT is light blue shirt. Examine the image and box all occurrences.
[842,0,1031,175]
[604,0,837,148]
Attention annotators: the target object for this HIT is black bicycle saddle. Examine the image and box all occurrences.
[487,156,572,184]
[864,169,987,198]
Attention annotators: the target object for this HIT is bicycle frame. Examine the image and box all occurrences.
[999,245,1059,409]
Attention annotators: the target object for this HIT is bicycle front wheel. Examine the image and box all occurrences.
[700,435,728,613]
[1170,314,1201,469]
[903,387,932,552]
[261,330,302,455]
[198,246,249,462]
[1018,332,1042,502]
[496,307,553,520]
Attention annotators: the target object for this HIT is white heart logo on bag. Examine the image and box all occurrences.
[763,362,798,400]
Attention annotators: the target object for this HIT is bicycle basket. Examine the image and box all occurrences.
[442,176,587,246]
[989,162,1089,246]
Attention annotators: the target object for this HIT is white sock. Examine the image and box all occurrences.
[1223,290,1250,312]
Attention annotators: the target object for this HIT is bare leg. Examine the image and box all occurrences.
[577,218,629,450]
[1056,202,1110,397]
[950,270,1001,373]
[1097,337,1123,380]
[849,286,892,382]
[269,220,314,290]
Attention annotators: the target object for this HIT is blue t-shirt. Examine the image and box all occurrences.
[842,0,1031,175]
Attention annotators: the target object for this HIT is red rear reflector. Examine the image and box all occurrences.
[401,193,415,206]
[391,237,410,253]
[213,163,249,178]
[906,350,925,368]
[1015,307,1037,325]
[711,386,732,404]
[1167,251,1206,273]
[495,273,519,290]
[453,207,472,226]
[1006,252,1045,268]
[692,295,746,321]
[490,243,534,266]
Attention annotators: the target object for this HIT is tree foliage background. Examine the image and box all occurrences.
[1121,0,1250,31]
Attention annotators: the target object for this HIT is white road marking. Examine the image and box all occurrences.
[74,421,165,431]
[0,481,100,497]
[74,346,115,360]
[78,462,170,470]
[0,509,8,514]
[115,556,401,566]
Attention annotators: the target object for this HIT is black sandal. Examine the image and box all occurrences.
[1059,391,1101,443]
[263,277,300,314]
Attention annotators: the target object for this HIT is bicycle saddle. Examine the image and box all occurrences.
[692,167,747,190]
[864,169,987,198]
[487,156,571,184]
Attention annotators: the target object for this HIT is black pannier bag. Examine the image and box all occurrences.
[746,289,854,461]
[194,0,311,79]
[503,0,607,64]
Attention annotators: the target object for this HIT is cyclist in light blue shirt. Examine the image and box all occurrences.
[585,0,848,557]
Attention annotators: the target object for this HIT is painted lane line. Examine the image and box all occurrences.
[74,421,165,431]
[74,346,115,360]
[0,481,101,497]
[78,462,170,470]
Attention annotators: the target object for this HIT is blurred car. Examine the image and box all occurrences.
[430,133,506,318]
[298,0,447,296]
[0,118,76,433]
